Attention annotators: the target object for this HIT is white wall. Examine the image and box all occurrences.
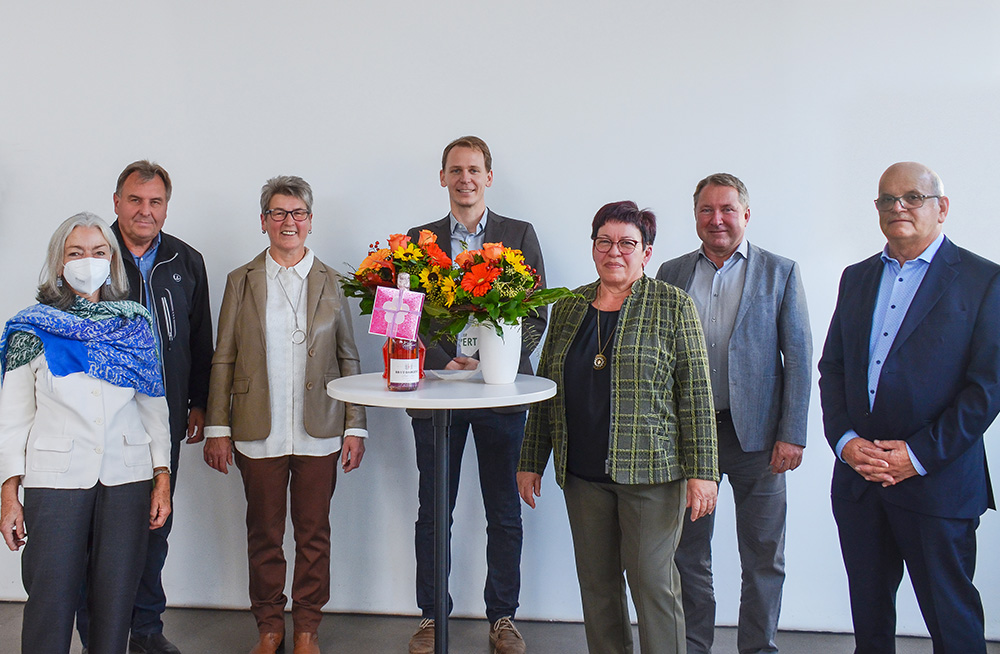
[2,0,999,638]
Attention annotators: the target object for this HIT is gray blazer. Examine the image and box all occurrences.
[656,243,812,450]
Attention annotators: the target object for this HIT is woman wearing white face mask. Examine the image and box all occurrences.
[0,212,171,654]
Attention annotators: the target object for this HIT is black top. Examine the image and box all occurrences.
[564,305,618,483]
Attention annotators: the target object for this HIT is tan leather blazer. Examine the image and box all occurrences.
[206,251,365,441]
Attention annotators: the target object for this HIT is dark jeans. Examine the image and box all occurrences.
[23,482,150,654]
[412,409,525,622]
[77,438,181,645]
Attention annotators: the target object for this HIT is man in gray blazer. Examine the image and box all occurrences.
[656,173,812,654]
[404,136,545,654]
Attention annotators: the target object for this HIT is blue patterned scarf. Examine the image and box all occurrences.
[0,297,165,397]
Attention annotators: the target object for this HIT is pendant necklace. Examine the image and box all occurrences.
[593,286,617,371]
[277,270,307,345]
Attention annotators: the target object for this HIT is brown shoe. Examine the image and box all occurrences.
[249,632,284,654]
[490,617,525,654]
[292,632,320,654]
[408,618,435,654]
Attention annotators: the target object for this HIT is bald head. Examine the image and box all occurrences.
[879,161,944,197]
[876,161,949,264]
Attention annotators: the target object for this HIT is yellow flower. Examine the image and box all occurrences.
[395,242,425,261]
[419,266,444,291]
[440,276,457,307]
[503,248,525,265]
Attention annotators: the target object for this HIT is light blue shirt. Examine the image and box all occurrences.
[449,208,488,257]
[131,233,162,351]
[687,239,749,411]
[835,232,946,475]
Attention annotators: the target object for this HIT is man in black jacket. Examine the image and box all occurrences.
[77,160,214,654]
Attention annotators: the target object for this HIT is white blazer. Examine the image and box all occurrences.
[0,354,170,489]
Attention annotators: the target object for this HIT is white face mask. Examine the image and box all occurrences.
[62,257,111,296]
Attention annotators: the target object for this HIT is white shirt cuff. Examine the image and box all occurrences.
[344,428,368,439]
[204,426,232,439]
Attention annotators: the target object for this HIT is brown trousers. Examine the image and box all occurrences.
[236,451,338,634]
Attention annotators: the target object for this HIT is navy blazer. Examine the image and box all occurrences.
[818,237,1000,519]
[656,243,812,452]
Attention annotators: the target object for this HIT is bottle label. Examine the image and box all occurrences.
[390,358,420,383]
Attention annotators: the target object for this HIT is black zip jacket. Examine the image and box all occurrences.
[112,221,214,443]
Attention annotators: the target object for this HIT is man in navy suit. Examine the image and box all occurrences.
[657,173,812,654]
[819,161,1000,653]
[404,136,545,654]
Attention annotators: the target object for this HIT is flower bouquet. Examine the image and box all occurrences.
[341,230,574,344]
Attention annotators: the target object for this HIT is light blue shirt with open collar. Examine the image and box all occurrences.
[835,231,946,475]
[449,208,488,256]
[131,232,162,349]
[687,238,749,411]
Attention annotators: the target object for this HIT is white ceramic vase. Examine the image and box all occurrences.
[476,317,522,384]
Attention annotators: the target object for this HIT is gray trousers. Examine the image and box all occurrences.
[563,475,687,654]
[22,482,150,654]
[674,414,786,654]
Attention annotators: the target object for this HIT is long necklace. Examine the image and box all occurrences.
[276,270,307,344]
[593,286,617,371]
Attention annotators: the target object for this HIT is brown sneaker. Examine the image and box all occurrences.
[408,618,435,654]
[490,617,525,654]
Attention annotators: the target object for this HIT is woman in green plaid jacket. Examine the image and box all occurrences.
[517,201,719,654]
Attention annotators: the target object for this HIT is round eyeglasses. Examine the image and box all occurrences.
[593,237,640,254]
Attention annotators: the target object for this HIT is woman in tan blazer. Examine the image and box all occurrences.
[203,176,366,654]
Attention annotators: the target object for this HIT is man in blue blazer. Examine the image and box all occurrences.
[657,173,812,654]
[819,162,1000,653]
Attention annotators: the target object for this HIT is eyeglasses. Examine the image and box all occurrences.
[874,194,941,212]
[265,209,311,222]
[594,237,640,254]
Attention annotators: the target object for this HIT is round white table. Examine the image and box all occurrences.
[327,372,556,654]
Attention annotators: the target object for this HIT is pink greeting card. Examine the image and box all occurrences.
[369,286,424,341]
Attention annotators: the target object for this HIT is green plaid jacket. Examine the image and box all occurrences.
[520,275,719,486]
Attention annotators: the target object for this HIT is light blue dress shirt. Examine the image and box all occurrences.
[449,208,488,256]
[835,232,946,475]
[131,233,161,350]
[687,239,749,411]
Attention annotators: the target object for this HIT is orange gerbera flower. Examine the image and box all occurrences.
[461,263,501,297]
[357,248,391,273]
[425,242,451,268]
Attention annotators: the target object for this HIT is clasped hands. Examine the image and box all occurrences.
[842,436,917,487]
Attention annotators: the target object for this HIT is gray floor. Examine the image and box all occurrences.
[2,602,998,653]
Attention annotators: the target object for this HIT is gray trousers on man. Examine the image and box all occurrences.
[674,414,786,654]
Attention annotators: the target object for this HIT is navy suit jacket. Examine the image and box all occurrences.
[656,243,813,452]
[818,237,1000,519]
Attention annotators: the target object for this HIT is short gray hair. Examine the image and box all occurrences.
[116,160,172,202]
[37,212,130,309]
[260,176,313,214]
[693,173,750,210]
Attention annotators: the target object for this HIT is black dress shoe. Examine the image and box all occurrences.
[129,632,182,654]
